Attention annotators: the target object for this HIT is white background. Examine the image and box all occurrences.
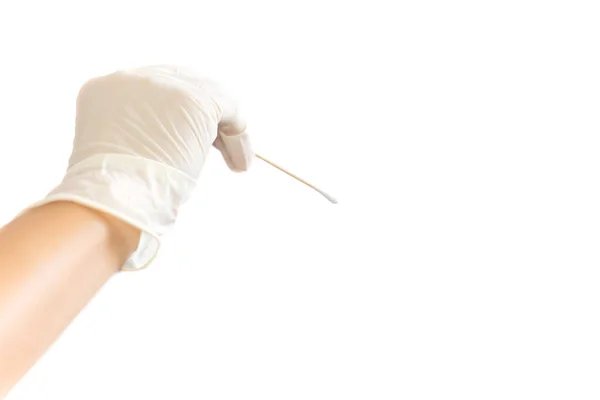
[1,1,599,399]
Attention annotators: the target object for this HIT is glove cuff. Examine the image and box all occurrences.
[25,154,196,271]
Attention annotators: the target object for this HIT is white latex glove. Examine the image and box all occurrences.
[27,65,253,270]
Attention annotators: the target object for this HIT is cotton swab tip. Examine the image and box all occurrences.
[319,190,338,204]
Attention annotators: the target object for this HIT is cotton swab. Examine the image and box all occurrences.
[255,154,338,204]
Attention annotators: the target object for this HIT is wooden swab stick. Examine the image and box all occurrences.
[255,154,338,204]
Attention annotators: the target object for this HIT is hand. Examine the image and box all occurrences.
[28,65,253,270]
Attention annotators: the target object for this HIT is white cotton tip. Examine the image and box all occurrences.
[317,189,338,204]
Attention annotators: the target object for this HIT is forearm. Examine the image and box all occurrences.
[0,201,139,398]
[0,65,250,397]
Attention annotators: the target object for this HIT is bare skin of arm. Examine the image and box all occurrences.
[0,201,140,398]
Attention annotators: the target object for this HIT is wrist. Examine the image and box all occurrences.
[31,153,196,270]
[47,201,141,263]
[19,201,142,270]
[93,209,141,261]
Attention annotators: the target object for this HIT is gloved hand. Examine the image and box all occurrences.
[28,65,253,270]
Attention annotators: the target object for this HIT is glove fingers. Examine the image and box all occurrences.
[127,65,252,172]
